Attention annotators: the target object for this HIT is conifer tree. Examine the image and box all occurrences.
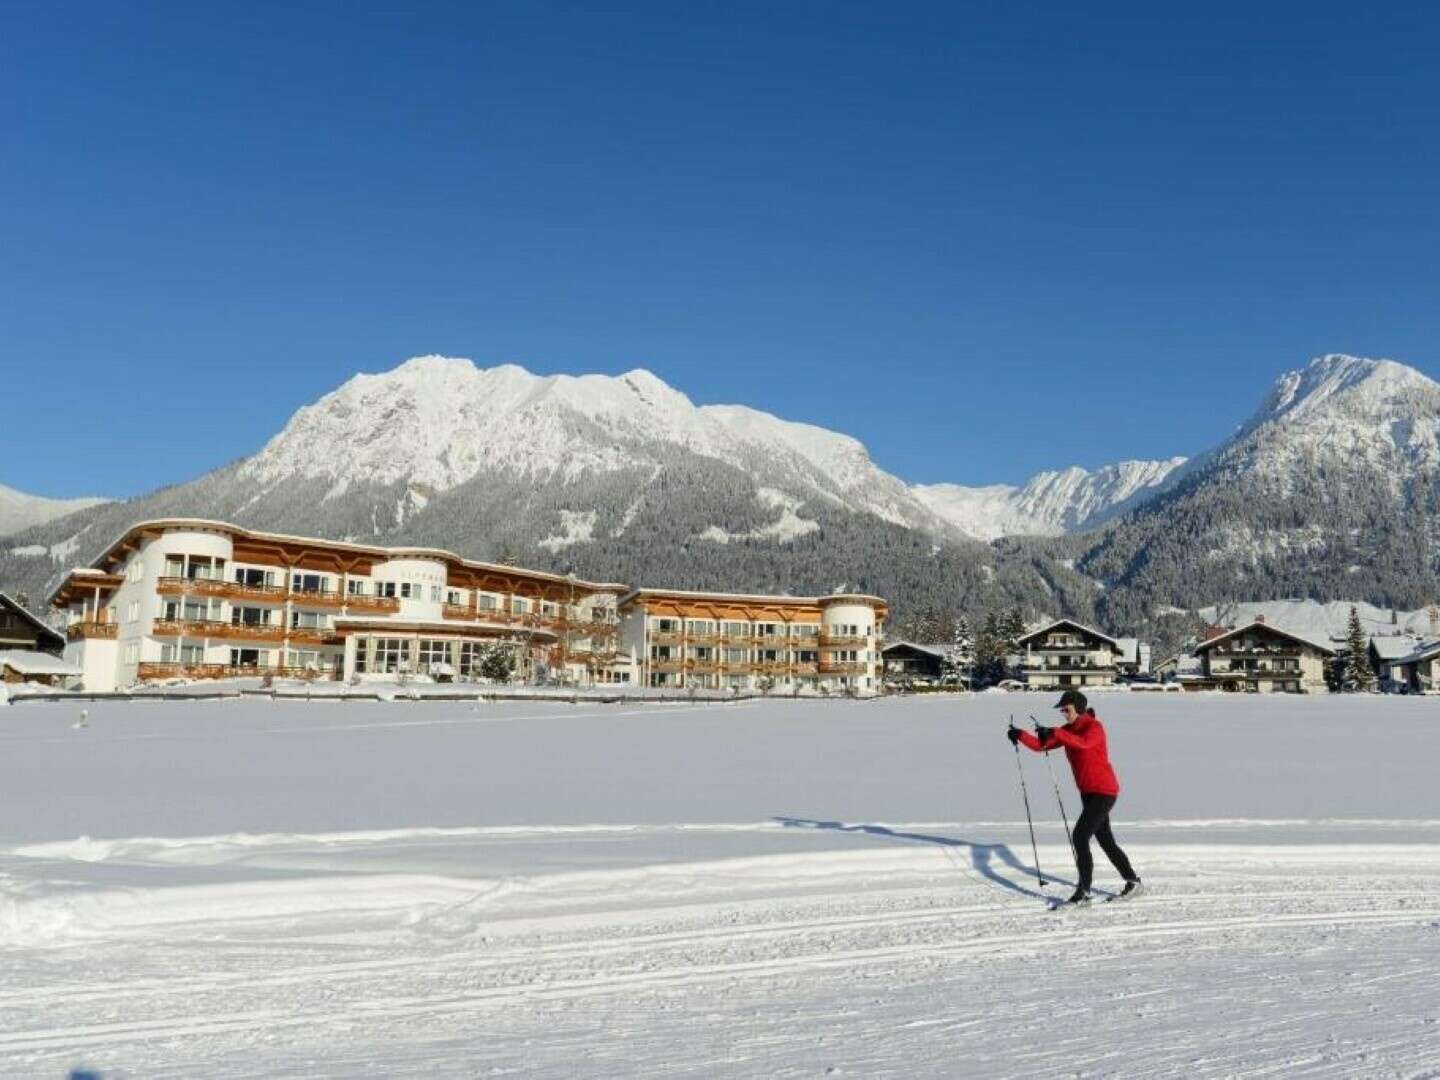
[1342,605,1376,692]
[943,614,974,688]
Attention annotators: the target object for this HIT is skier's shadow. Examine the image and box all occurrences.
[773,816,1069,901]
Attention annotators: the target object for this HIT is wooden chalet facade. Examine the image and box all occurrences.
[1191,619,1333,693]
[0,591,65,656]
[1017,619,1120,689]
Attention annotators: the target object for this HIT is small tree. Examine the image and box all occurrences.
[479,644,515,683]
[943,615,974,688]
[1341,606,1377,692]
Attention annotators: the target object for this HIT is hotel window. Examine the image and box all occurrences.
[181,598,216,622]
[726,648,749,663]
[292,573,327,594]
[229,648,266,668]
[371,638,411,673]
[686,620,714,635]
[431,586,443,603]
[290,610,324,630]
[232,607,271,627]
[655,618,679,632]
[124,642,138,664]
[161,644,204,664]
[512,598,529,614]
[722,621,748,637]
[477,594,498,611]
[236,567,276,587]
[286,650,320,669]
[347,579,367,596]
[376,581,397,598]
[400,582,413,599]
[126,601,139,624]
[418,639,451,671]
[447,590,462,606]
[128,560,145,583]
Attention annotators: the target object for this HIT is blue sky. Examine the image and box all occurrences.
[4,1,1438,498]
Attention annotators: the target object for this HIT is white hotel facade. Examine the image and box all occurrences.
[52,520,887,694]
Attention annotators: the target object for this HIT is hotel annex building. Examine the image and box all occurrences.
[51,520,887,694]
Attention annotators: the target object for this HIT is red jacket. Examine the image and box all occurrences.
[1018,711,1120,796]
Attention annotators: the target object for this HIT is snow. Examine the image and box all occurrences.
[2,692,1439,1075]
[1200,598,1440,644]
[700,489,820,545]
[238,357,950,534]
[913,457,1187,540]
[0,650,81,676]
[0,483,108,539]
[7,544,47,557]
[537,509,598,552]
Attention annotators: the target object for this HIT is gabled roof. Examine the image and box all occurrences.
[1016,618,1120,649]
[880,641,946,659]
[1395,640,1440,666]
[1369,635,1424,661]
[0,592,64,650]
[1192,620,1336,656]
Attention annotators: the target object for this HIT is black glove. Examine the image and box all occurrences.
[1006,724,1022,745]
[1034,724,1054,745]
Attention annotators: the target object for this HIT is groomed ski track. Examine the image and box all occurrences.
[2,694,1439,1075]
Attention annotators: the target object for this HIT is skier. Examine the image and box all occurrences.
[1007,688,1141,904]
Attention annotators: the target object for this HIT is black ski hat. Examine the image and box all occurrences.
[1053,688,1088,712]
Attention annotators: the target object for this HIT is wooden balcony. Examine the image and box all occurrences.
[650,632,685,646]
[286,628,336,646]
[442,603,476,620]
[158,577,288,603]
[820,634,868,647]
[342,594,401,614]
[791,662,819,675]
[650,659,686,673]
[67,620,117,641]
[288,588,346,610]
[686,660,722,674]
[819,661,868,675]
[152,619,288,642]
[138,662,341,682]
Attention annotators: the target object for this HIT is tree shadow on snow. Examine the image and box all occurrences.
[773,816,1071,901]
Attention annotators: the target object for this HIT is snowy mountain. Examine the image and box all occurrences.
[912,457,1188,541]
[1082,354,1440,627]
[239,357,955,536]
[0,484,108,539]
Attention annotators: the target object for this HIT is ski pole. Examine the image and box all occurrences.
[1032,714,1079,874]
[1008,715,1046,888]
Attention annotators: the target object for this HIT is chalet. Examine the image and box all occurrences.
[1368,634,1425,692]
[1392,641,1440,695]
[0,591,65,656]
[1191,618,1333,693]
[1016,619,1120,689]
[1114,637,1152,679]
[881,641,946,684]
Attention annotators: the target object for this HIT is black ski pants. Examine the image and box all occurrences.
[1072,793,1137,891]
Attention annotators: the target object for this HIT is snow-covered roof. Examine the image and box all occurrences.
[619,587,885,608]
[1395,641,1440,666]
[1193,621,1335,656]
[1016,618,1120,649]
[0,592,65,650]
[1369,635,1425,661]
[880,641,946,659]
[0,650,82,677]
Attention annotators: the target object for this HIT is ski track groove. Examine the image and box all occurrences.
[2,904,1437,1058]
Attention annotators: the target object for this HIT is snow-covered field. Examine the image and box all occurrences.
[2,693,1438,1077]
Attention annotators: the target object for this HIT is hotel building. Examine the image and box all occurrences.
[51,520,887,694]
[618,588,886,693]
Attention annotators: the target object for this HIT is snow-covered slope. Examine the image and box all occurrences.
[1198,599,1440,645]
[913,457,1187,540]
[0,484,108,538]
[239,356,956,535]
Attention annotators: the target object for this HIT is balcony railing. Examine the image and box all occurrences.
[67,620,117,640]
[442,603,475,620]
[649,659,686,673]
[819,661,868,675]
[819,633,868,647]
[288,588,346,610]
[137,661,342,682]
[341,594,402,614]
[152,619,289,642]
[158,577,287,603]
